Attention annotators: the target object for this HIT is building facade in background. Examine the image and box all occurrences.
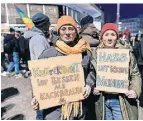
[1,3,104,33]
[120,15,143,36]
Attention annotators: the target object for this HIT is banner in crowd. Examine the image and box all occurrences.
[28,54,85,110]
[14,4,34,30]
[96,49,130,93]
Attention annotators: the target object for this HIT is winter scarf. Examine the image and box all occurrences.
[54,39,91,120]
[55,39,91,55]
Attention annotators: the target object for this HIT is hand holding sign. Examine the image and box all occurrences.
[83,85,91,99]
[125,90,137,99]
[93,88,101,95]
[31,97,39,110]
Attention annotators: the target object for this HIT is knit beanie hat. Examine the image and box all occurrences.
[80,15,93,28]
[32,13,50,27]
[56,16,77,32]
[100,23,119,39]
[10,28,15,32]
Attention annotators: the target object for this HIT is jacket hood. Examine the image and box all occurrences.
[81,34,100,47]
[24,26,44,39]
[80,26,100,47]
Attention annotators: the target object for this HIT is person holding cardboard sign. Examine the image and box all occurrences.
[31,16,95,120]
[92,23,142,120]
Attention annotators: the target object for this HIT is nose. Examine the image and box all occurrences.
[65,30,70,34]
[65,32,70,37]
[108,35,113,40]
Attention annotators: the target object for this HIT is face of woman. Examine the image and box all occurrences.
[102,30,118,48]
[59,25,77,42]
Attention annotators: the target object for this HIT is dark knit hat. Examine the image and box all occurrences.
[32,13,50,27]
[10,28,15,32]
[100,23,119,39]
[80,15,93,28]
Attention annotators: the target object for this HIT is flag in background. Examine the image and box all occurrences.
[14,4,34,30]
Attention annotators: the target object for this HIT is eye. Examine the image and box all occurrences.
[60,27,66,31]
[105,33,109,36]
[111,33,116,36]
[68,27,75,31]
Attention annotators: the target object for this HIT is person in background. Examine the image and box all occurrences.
[79,15,100,119]
[1,35,7,74]
[133,31,143,75]
[24,12,50,60]
[15,31,30,76]
[24,12,51,120]
[4,28,15,65]
[133,31,143,119]
[4,29,22,78]
[92,23,142,120]
[79,15,100,50]
[123,28,132,46]
[118,30,133,50]
[15,31,25,64]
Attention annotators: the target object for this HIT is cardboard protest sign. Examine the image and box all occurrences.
[28,54,85,110]
[96,49,130,93]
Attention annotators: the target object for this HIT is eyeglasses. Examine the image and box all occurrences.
[59,27,76,34]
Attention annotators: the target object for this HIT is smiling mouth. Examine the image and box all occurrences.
[65,37,71,40]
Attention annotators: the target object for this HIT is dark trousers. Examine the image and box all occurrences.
[43,104,87,120]
[21,50,30,71]
[1,52,7,71]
